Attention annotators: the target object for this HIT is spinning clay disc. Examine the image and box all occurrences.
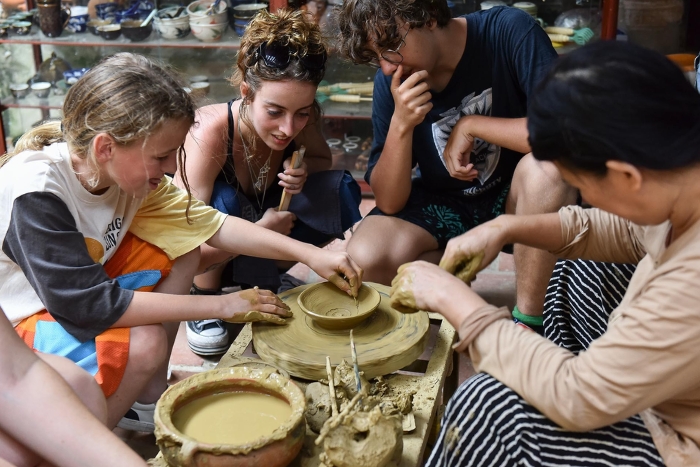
[253,283,429,381]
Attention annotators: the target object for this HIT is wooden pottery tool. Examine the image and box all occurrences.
[329,94,373,103]
[278,145,305,211]
[349,330,362,405]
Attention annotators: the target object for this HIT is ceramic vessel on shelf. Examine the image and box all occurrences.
[154,7,190,39]
[95,2,118,20]
[232,17,250,36]
[189,81,211,96]
[189,74,208,83]
[191,21,227,42]
[121,19,152,41]
[10,21,32,35]
[9,83,30,99]
[232,3,267,19]
[97,24,121,40]
[155,366,305,467]
[187,0,228,25]
[0,21,13,38]
[30,82,51,99]
[62,67,89,85]
[66,6,88,33]
[87,18,112,35]
[298,282,381,330]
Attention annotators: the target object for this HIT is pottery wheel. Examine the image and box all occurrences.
[253,282,429,381]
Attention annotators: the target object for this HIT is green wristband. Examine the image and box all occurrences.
[512,305,544,327]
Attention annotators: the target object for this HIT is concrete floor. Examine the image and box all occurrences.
[115,197,517,460]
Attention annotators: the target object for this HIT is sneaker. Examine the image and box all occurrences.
[117,401,155,432]
[186,319,229,356]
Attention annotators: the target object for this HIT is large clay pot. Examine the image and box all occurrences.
[155,366,306,467]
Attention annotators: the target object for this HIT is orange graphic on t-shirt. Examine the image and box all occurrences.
[84,237,104,262]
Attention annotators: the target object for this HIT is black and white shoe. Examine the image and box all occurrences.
[117,402,155,432]
[186,319,229,356]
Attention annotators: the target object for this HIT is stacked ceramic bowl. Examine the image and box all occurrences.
[231,3,266,36]
[187,0,228,42]
[154,6,190,39]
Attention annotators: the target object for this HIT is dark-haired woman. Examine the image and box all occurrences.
[177,9,362,356]
[391,40,700,466]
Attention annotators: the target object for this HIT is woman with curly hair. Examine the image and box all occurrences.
[178,9,362,356]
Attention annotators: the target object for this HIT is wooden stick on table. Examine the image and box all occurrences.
[278,145,306,212]
[325,356,339,417]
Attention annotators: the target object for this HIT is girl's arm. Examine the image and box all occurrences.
[207,215,362,295]
[0,309,147,467]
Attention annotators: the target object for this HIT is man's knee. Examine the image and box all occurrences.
[510,154,577,212]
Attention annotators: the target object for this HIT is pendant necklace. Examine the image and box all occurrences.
[238,112,273,212]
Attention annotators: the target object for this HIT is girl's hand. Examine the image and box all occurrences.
[221,287,292,325]
[278,159,308,195]
[307,249,364,297]
[390,261,483,327]
[439,218,508,283]
[259,208,296,235]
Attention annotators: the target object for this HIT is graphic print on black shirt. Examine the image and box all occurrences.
[432,88,500,191]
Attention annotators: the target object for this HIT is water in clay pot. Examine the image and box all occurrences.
[155,366,306,467]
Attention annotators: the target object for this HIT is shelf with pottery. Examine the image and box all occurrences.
[0,28,243,48]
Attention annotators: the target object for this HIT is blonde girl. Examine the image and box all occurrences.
[0,53,362,433]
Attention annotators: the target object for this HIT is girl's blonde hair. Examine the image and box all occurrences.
[1,53,196,196]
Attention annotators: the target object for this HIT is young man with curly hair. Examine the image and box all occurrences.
[337,0,577,331]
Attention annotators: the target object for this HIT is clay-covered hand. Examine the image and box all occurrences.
[278,158,308,195]
[259,207,296,236]
[390,261,466,314]
[221,287,293,325]
[443,116,480,182]
[390,66,433,132]
[308,250,364,297]
[439,218,506,283]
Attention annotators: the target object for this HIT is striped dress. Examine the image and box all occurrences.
[426,260,665,467]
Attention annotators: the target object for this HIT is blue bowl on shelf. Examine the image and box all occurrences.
[232,17,250,36]
[62,67,90,85]
[95,2,119,20]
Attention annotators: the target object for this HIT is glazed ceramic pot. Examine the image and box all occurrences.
[66,6,89,33]
[37,2,70,37]
[87,18,112,35]
[30,82,51,98]
[9,83,30,99]
[155,366,305,467]
[120,19,152,41]
[190,21,227,42]
[10,21,32,35]
[97,24,121,40]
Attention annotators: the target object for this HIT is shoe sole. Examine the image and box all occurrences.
[187,341,228,356]
[116,418,155,432]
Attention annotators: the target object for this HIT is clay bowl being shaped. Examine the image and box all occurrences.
[120,19,152,41]
[155,366,305,467]
[9,83,30,99]
[97,24,121,40]
[187,0,228,25]
[87,18,113,35]
[297,282,381,330]
[232,3,267,19]
[10,21,32,35]
[190,21,227,42]
[30,82,51,99]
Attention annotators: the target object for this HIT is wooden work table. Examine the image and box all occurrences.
[153,283,458,467]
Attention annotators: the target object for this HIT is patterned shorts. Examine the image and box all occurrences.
[15,232,174,397]
[367,179,510,249]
